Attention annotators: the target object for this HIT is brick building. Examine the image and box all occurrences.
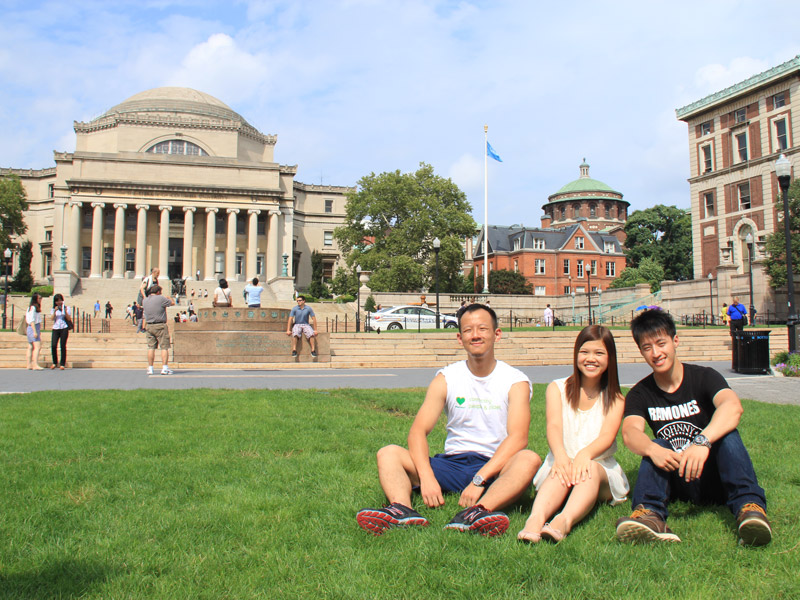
[675,55,800,280]
[471,162,627,295]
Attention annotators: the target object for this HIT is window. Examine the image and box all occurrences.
[738,183,751,210]
[513,237,521,251]
[702,144,713,173]
[575,236,584,249]
[589,204,596,218]
[704,192,715,217]
[573,204,580,217]
[775,119,788,151]
[103,248,113,271]
[564,286,571,294]
[604,241,615,253]
[48,183,54,198]
[214,252,225,274]
[236,216,245,235]
[577,260,584,278]
[735,108,747,123]
[146,140,207,156]
[535,259,546,275]
[43,251,52,277]
[560,206,565,219]
[774,92,786,109]
[604,204,611,218]
[82,247,91,271]
[606,261,616,277]
[257,215,266,236]
[533,238,545,250]
[735,132,748,162]
[125,248,135,272]
[563,259,570,275]
[256,254,265,275]
[215,213,226,235]
[83,208,92,229]
[235,253,244,275]
[324,199,334,213]
[513,260,518,273]
[324,231,333,247]
[45,230,53,241]
[701,120,712,136]
[104,211,115,231]
[535,286,546,296]
[590,260,597,276]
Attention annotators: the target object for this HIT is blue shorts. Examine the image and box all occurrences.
[424,452,493,493]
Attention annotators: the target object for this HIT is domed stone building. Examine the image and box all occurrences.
[540,160,629,241]
[4,87,351,302]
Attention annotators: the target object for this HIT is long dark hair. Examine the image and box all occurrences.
[564,325,621,414]
[53,293,64,309]
[29,293,42,313]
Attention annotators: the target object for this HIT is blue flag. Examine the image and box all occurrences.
[487,141,503,162]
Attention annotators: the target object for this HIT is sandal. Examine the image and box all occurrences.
[541,523,565,543]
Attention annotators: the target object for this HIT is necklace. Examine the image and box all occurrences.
[584,388,602,402]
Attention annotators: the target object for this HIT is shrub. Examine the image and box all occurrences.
[30,285,53,297]
[773,351,800,377]
[363,295,377,312]
[336,294,355,304]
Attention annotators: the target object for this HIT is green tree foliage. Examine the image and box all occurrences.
[0,175,29,250]
[488,269,532,295]
[306,250,332,299]
[764,179,800,289]
[12,240,34,293]
[330,267,359,297]
[608,256,665,292]
[623,205,693,281]
[334,163,476,293]
[363,295,377,313]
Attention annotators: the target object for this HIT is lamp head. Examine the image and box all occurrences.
[775,154,792,178]
[707,272,713,280]
[356,265,362,274]
[433,237,441,250]
[3,248,10,259]
[745,232,753,244]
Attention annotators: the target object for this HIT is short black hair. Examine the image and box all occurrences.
[457,303,498,330]
[631,309,675,347]
[297,295,306,301]
[252,277,259,285]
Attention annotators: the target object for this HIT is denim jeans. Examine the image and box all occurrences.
[631,430,766,521]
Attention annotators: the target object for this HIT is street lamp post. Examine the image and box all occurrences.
[587,271,593,325]
[746,232,755,327]
[775,154,797,352]
[597,287,602,324]
[2,248,10,330]
[356,265,362,333]
[707,273,714,325]
[571,291,576,324]
[433,237,441,329]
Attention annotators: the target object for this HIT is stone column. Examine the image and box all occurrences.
[247,209,261,278]
[226,208,239,278]
[266,209,280,280]
[158,205,172,276]
[204,208,218,281]
[112,203,127,278]
[281,207,293,278]
[90,202,105,278]
[135,204,148,278]
[183,206,195,280]
[69,201,83,272]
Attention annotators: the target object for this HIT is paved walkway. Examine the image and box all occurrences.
[2,361,797,405]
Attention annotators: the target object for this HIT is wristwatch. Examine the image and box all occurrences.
[692,434,712,449]
[472,474,486,487]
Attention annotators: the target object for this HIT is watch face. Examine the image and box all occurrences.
[472,475,484,486]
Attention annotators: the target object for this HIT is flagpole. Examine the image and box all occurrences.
[483,125,489,294]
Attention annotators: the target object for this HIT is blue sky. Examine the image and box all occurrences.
[2,0,799,227]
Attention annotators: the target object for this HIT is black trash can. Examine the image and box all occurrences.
[734,330,771,374]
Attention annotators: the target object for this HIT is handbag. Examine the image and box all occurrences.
[16,316,28,336]
[65,312,74,331]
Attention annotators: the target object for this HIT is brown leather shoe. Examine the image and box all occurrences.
[737,503,772,546]
[616,505,681,543]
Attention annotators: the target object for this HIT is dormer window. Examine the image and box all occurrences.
[146,140,207,156]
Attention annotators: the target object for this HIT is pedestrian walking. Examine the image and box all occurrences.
[26,293,44,370]
[49,293,72,370]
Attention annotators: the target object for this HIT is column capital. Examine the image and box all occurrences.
[269,209,281,216]
[205,207,219,214]
[183,206,196,213]
[136,204,149,210]
[69,200,83,208]
[114,203,128,210]
[226,208,240,214]
[159,205,173,212]
[248,209,261,216]
[91,202,105,209]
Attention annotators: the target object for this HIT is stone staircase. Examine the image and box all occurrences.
[2,324,786,370]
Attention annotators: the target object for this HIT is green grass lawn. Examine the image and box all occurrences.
[0,387,797,599]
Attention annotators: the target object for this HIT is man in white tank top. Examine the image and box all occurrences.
[357,304,542,537]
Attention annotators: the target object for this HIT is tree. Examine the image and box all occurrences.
[11,240,34,292]
[330,267,359,297]
[608,256,665,293]
[623,205,693,281]
[0,174,29,250]
[764,179,800,289]
[363,295,377,313]
[306,250,332,299]
[488,269,532,295]
[334,163,476,293]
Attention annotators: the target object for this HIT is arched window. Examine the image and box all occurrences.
[146,140,207,156]
[589,204,596,218]
[573,203,581,217]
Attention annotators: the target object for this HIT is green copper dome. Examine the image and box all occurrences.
[549,160,621,200]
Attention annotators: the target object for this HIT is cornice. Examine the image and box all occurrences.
[1,167,56,178]
[676,55,800,120]
[294,181,355,193]
[686,148,800,185]
[65,178,285,199]
[74,113,277,145]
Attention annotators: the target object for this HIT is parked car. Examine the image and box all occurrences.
[365,305,458,331]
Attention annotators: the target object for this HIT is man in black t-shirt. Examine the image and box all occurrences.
[615,310,771,546]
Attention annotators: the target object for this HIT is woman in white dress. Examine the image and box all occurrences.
[518,325,629,543]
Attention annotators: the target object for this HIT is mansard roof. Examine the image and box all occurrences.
[476,224,622,256]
